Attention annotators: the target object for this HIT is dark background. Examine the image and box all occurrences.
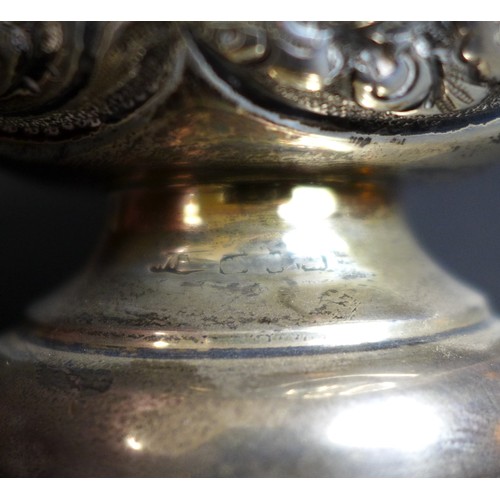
[1,167,500,331]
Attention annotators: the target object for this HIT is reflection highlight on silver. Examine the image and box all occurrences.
[125,436,143,451]
[182,194,203,227]
[278,186,349,259]
[327,397,443,452]
[280,373,418,400]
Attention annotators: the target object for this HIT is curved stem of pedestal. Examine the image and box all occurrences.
[26,181,493,355]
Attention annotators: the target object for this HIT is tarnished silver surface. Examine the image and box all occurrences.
[24,184,490,350]
[193,21,492,115]
[1,22,500,477]
[0,22,500,181]
[2,324,500,477]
